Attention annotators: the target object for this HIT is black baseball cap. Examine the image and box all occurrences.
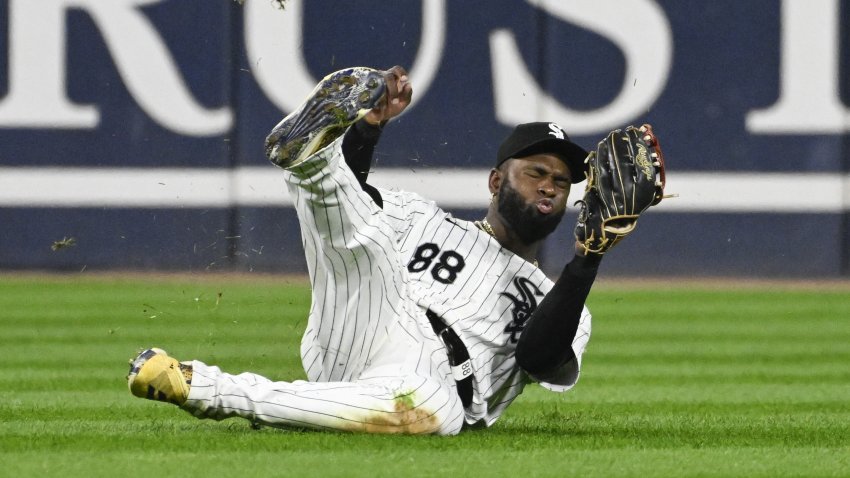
[495,122,589,184]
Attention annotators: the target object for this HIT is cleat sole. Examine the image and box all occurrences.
[264,67,387,168]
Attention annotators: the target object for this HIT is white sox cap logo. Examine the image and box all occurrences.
[548,123,565,140]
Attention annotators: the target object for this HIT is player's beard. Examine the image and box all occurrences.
[497,178,564,244]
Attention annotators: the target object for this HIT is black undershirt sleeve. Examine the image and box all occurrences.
[341,119,385,207]
[515,253,602,377]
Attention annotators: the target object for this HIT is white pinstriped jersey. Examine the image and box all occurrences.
[379,188,593,426]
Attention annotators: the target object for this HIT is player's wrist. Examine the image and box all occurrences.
[567,251,602,277]
[353,118,385,138]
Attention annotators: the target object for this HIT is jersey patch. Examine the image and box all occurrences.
[500,277,544,343]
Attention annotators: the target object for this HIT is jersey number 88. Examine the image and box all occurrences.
[407,243,466,284]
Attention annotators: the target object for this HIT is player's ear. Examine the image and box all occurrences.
[488,168,502,195]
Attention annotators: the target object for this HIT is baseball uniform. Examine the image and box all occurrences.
[131,67,594,435]
[183,134,591,433]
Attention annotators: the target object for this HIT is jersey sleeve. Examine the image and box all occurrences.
[532,305,592,392]
[376,187,440,240]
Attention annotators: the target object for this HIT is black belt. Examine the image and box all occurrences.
[426,310,473,408]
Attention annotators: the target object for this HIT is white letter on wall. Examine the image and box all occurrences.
[746,0,847,134]
[490,0,673,135]
[0,0,98,128]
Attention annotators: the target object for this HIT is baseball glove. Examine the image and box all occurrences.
[574,124,666,255]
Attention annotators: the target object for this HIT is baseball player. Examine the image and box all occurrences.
[127,65,664,435]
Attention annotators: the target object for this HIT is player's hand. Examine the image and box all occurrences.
[364,65,412,126]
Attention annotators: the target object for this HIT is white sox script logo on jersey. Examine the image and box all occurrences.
[500,277,545,343]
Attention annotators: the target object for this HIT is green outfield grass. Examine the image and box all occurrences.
[1,274,848,477]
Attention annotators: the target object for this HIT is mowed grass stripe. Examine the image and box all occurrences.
[0,275,848,477]
[3,413,848,449]
[3,392,847,426]
[2,449,850,478]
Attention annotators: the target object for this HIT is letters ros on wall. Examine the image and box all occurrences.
[0,0,846,137]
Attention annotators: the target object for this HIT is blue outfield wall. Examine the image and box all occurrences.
[0,0,848,277]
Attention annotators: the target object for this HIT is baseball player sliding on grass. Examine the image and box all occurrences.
[127,65,665,435]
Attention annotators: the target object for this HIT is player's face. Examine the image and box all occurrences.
[496,154,571,243]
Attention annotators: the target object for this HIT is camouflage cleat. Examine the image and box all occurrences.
[127,348,191,406]
[265,67,387,168]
